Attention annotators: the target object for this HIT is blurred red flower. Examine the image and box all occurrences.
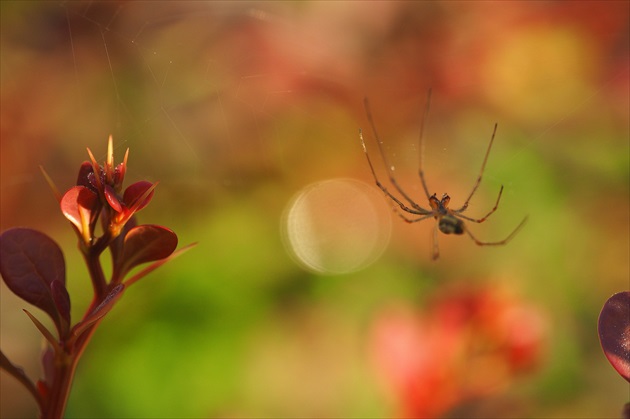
[371,285,546,418]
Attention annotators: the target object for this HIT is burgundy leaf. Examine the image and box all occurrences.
[109,216,137,269]
[598,291,630,382]
[117,225,177,280]
[71,284,125,340]
[60,186,98,235]
[124,241,196,287]
[104,184,123,213]
[0,228,66,332]
[123,181,154,212]
[76,161,95,190]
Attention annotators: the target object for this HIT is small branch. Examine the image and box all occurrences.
[0,350,44,412]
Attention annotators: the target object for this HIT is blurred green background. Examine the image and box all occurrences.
[1,1,628,418]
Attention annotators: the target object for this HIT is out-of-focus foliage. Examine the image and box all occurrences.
[1,1,628,418]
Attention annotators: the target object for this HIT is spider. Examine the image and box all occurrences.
[359,89,528,260]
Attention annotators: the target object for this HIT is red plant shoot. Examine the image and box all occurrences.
[0,136,194,418]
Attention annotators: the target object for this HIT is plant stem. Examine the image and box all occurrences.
[43,319,101,419]
[44,351,75,419]
[44,269,107,418]
[84,250,107,300]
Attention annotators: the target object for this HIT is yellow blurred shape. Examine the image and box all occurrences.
[483,25,596,123]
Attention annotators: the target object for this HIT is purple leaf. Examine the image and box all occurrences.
[0,228,66,333]
[598,291,630,382]
[116,225,177,280]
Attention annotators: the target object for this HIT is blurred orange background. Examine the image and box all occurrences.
[1,1,628,418]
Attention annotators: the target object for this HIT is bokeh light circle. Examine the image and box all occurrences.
[282,178,392,275]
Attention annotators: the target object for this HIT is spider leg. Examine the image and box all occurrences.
[392,207,439,259]
[395,211,434,224]
[431,222,440,260]
[456,123,498,213]
[454,185,503,223]
[362,99,432,213]
[360,129,430,215]
[464,215,528,246]
[417,88,433,200]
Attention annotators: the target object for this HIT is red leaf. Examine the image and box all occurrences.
[104,184,123,213]
[116,225,177,280]
[60,186,98,235]
[598,291,630,382]
[123,181,154,212]
[124,241,196,287]
[0,228,66,333]
[109,216,137,268]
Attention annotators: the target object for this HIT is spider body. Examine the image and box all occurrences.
[359,90,527,260]
[429,193,463,235]
[438,215,464,235]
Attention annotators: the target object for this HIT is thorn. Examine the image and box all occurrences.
[107,135,114,168]
[39,166,62,202]
[86,147,102,190]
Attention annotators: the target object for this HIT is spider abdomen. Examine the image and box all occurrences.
[439,215,464,235]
